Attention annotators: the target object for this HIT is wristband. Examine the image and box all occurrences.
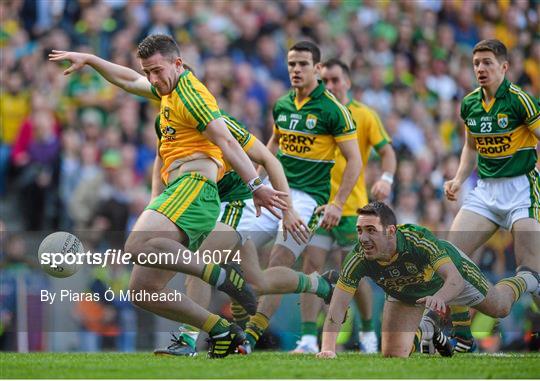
[331,200,344,210]
[381,172,394,185]
[248,177,264,193]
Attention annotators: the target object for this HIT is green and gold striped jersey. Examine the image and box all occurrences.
[337,224,489,305]
[155,111,255,202]
[272,81,357,205]
[460,78,540,178]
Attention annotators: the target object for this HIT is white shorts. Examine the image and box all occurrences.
[386,281,486,307]
[218,188,318,258]
[218,198,278,248]
[273,188,318,258]
[308,234,355,253]
[461,168,540,230]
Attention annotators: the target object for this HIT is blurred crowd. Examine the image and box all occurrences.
[1,0,539,351]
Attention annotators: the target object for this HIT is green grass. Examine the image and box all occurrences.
[1,352,539,379]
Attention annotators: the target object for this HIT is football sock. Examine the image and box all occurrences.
[497,274,534,302]
[231,300,250,329]
[361,318,373,332]
[202,264,226,287]
[204,314,231,337]
[301,322,318,337]
[178,324,198,349]
[245,312,269,348]
[449,305,473,340]
[294,272,331,299]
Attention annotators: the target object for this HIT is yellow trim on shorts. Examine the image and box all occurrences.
[157,178,191,214]
[161,177,198,216]
[171,179,206,220]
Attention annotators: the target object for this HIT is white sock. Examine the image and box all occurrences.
[215,268,226,287]
[307,272,320,293]
[419,316,435,341]
[301,334,318,347]
[516,271,539,292]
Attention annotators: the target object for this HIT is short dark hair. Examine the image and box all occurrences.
[289,41,321,64]
[322,58,351,79]
[136,34,180,60]
[472,39,508,63]
[357,201,397,227]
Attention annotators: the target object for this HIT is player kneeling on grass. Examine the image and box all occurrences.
[317,201,540,358]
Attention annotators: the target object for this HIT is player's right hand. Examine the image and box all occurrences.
[316,351,337,359]
[443,178,461,201]
[48,50,89,75]
[252,185,288,219]
[282,209,310,245]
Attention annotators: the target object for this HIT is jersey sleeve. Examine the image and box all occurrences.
[516,90,540,132]
[327,95,357,142]
[176,73,221,132]
[222,112,255,151]
[336,246,367,294]
[366,107,392,150]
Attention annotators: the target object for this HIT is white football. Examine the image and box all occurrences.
[38,232,84,278]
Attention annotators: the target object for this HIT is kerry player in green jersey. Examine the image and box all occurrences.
[240,41,362,353]
[316,202,540,358]
[444,39,540,352]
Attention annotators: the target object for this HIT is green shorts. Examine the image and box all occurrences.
[312,215,358,249]
[146,172,220,251]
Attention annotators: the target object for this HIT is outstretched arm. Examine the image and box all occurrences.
[317,287,354,358]
[49,50,157,100]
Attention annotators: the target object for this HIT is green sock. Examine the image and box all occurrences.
[295,272,331,300]
[361,318,373,332]
[301,321,318,336]
[450,305,473,339]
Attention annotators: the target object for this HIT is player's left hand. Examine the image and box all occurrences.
[253,185,288,218]
[282,209,310,244]
[371,179,392,201]
[316,203,342,230]
[316,350,337,359]
[416,295,446,313]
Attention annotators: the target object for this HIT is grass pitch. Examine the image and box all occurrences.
[1,352,539,379]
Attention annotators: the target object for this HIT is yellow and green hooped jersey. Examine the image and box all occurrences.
[337,224,489,305]
[460,78,540,179]
[272,81,357,205]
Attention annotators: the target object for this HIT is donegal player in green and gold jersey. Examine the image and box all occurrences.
[316,202,540,359]
[294,59,397,354]
[50,34,290,358]
[444,39,540,352]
